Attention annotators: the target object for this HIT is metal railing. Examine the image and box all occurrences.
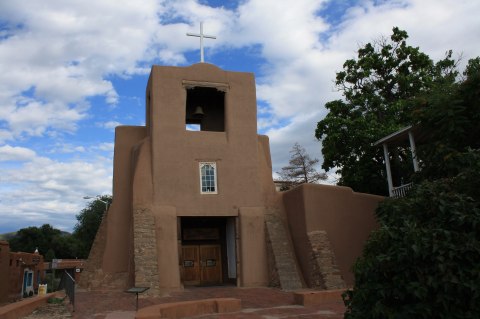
[58,270,75,312]
[392,182,414,198]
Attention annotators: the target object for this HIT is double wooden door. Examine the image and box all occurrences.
[182,245,222,285]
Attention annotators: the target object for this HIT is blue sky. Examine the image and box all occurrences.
[1,0,479,233]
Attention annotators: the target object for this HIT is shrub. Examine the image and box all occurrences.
[343,151,480,318]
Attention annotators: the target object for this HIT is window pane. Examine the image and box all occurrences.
[200,162,217,194]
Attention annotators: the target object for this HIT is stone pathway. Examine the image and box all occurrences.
[17,287,346,318]
[70,286,345,319]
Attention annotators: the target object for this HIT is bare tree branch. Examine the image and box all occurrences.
[277,143,327,190]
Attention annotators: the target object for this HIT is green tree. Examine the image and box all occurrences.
[9,226,48,254]
[51,233,81,259]
[412,57,480,180]
[344,60,480,318]
[315,27,457,195]
[8,224,79,261]
[277,142,327,190]
[73,195,112,258]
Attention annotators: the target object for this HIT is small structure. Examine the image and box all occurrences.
[273,180,290,192]
[125,287,149,310]
[374,125,425,197]
[0,241,46,302]
[45,259,85,282]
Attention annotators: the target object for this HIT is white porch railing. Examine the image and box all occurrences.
[392,182,414,198]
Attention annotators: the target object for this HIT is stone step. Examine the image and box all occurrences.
[306,230,346,290]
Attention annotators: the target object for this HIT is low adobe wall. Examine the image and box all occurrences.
[135,298,241,319]
[0,292,62,319]
[294,288,345,306]
[282,184,383,286]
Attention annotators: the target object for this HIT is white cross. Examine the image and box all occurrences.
[186,22,216,63]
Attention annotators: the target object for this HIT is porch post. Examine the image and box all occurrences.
[383,143,394,197]
[408,130,420,172]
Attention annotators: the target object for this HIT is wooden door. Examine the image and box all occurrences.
[182,246,200,285]
[181,245,222,285]
[200,245,222,284]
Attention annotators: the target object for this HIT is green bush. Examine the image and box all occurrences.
[343,152,480,318]
[48,297,65,304]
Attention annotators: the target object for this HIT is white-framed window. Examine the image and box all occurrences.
[199,162,218,194]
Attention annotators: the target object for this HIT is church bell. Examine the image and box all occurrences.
[193,106,204,118]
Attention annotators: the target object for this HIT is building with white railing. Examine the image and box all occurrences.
[374,125,425,198]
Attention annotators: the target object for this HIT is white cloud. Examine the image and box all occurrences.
[49,143,86,154]
[97,121,122,131]
[0,145,36,161]
[1,0,479,145]
[239,0,480,173]
[0,153,112,231]
[327,0,480,65]
[266,112,324,173]
[234,0,328,60]
[0,0,162,141]
[95,142,115,152]
[0,98,87,142]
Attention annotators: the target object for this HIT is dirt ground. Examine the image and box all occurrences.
[21,301,72,319]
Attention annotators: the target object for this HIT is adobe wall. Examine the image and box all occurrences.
[0,292,62,319]
[238,207,269,287]
[131,137,153,205]
[147,63,265,215]
[257,135,282,207]
[101,126,147,275]
[82,126,146,290]
[85,64,278,293]
[8,252,44,300]
[0,241,9,304]
[282,184,383,286]
[134,64,275,291]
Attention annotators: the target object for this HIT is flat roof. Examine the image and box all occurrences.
[373,125,428,147]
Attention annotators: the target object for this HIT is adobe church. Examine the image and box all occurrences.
[81,62,383,295]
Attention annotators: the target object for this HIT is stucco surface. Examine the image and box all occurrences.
[147,64,265,215]
[103,126,146,275]
[0,242,10,304]
[238,207,268,287]
[283,184,383,286]
[84,64,278,292]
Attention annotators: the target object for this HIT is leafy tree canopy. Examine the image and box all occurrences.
[344,58,480,318]
[413,57,480,180]
[73,195,111,258]
[8,224,79,261]
[277,142,327,190]
[315,27,457,195]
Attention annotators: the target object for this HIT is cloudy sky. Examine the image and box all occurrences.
[1,0,479,233]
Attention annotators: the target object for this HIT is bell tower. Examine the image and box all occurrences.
[121,62,279,294]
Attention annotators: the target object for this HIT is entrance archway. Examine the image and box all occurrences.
[180,217,237,286]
